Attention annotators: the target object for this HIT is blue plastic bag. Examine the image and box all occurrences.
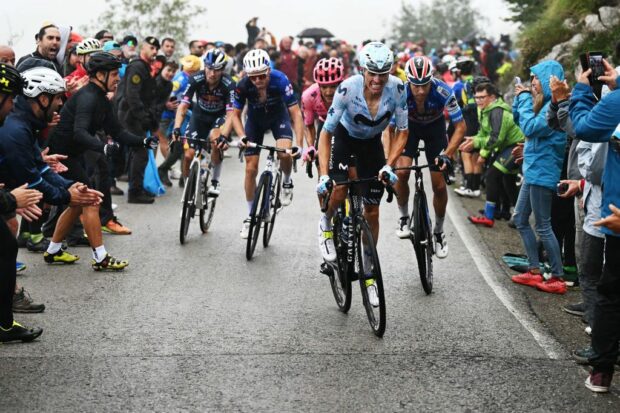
[143,148,165,196]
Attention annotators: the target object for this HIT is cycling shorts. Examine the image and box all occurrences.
[403,117,448,172]
[328,123,385,205]
[187,114,225,150]
[244,110,293,156]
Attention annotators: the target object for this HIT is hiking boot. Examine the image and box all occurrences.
[92,254,129,271]
[102,217,132,235]
[511,271,543,287]
[535,276,567,294]
[468,215,494,227]
[0,321,43,343]
[12,287,45,313]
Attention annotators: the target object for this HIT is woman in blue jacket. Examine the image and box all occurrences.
[511,60,567,294]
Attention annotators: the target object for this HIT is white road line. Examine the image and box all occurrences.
[446,200,564,360]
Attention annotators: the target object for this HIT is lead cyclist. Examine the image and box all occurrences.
[315,41,408,306]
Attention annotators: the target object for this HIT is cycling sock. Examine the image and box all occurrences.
[30,233,43,244]
[92,245,107,263]
[46,241,63,255]
[473,174,481,191]
[398,203,409,218]
[434,215,445,234]
[283,173,292,184]
[484,201,496,220]
[212,163,222,182]
[247,201,253,214]
[320,214,332,231]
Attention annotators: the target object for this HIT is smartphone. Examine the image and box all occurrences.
[557,182,569,195]
[589,52,605,78]
[514,76,522,85]
[580,51,606,99]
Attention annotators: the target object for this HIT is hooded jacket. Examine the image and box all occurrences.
[0,96,72,205]
[512,60,567,190]
[278,39,300,88]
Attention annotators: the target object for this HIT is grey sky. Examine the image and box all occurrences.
[1,0,518,58]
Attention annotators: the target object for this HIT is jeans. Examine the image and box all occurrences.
[580,232,604,325]
[513,180,564,276]
[590,235,620,374]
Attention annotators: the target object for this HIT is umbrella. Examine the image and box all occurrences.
[297,28,335,42]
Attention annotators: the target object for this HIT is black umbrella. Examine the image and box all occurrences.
[297,27,335,42]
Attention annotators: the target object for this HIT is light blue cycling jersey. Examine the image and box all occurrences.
[323,74,408,139]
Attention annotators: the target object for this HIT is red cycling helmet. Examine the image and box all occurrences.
[313,58,344,86]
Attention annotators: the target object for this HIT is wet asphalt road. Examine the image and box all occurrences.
[3,138,620,412]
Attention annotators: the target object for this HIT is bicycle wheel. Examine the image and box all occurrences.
[179,162,198,245]
[328,209,352,313]
[412,191,433,294]
[246,173,269,260]
[356,219,386,337]
[199,167,214,233]
[263,171,281,247]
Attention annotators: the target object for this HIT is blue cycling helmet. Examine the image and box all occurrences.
[203,48,227,70]
[359,42,393,74]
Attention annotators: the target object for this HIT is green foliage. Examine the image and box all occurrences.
[391,0,481,50]
[503,0,545,25]
[81,0,206,50]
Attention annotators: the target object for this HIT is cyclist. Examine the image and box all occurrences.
[233,48,304,238]
[301,57,345,170]
[316,41,408,306]
[45,52,158,271]
[393,56,466,259]
[171,49,243,194]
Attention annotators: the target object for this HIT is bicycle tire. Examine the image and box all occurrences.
[356,219,386,337]
[263,171,281,247]
[179,162,198,245]
[328,208,352,313]
[199,167,214,233]
[412,191,433,294]
[246,173,269,260]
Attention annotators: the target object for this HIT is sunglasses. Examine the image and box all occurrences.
[249,74,268,81]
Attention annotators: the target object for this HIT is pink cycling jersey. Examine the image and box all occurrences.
[301,83,328,126]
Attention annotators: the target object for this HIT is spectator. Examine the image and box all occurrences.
[278,36,301,93]
[16,23,62,74]
[64,38,102,97]
[103,40,123,58]
[245,17,260,46]
[188,40,205,57]
[511,60,567,295]
[302,43,318,90]
[0,45,16,66]
[94,30,114,42]
[569,57,620,393]
[120,35,138,63]
[161,37,176,60]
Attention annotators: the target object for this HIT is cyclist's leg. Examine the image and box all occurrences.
[423,119,449,235]
[325,124,355,217]
[183,115,204,178]
[243,115,265,214]
[270,114,294,178]
[357,134,385,244]
[395,127,418,219]
[208,116,227,183]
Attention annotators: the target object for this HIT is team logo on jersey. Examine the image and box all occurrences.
[337,85,347,95]
[353,111,392,127]
[397,83,405,93]
[285,84,294,96]
[338,163,348,171]
[131,74,141,85]
[328,107,335,116]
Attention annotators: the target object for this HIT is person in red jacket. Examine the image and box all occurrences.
[64,38,102,97]
[278,36,302,95]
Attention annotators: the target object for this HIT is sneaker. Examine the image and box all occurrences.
[170,168,182,179]
[26,237,50,253]
[0,321,43,343]
[240,218,251,239]
[585,325,592,336]
[158,167,172,187]
[208,180,221,196]
[471,189,481,198]
[43,249,79,264]
[102,217,132,235]
[434,232,448,258]
[128,192,155,204]
[562,271,579,287]
[366,282,380,307]
[92,254,128,271]
[395,216,411,239]
[511,271,544,287]
[535,276,567,294]
[562,302,585,317]
[468,215,494,227]
[585,371,613,393]
[572,346,597,365]
[110,186,124,196]
[454,187,472,197]
[16,261,26,272]
[318,219,337,262]
[281,181,294,206]
[12,287,45,313]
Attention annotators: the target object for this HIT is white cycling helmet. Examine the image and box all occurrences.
[243,49,270,74]
[359,41,393,74]
[22,67,67,98]
[76,38,102,55]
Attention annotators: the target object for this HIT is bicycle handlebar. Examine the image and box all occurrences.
[237,137,301,162]
[320,174,395,213]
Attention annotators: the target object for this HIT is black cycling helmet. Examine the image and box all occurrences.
[473,75,492,89]
[86,52,122,75]
[0,64,24,95]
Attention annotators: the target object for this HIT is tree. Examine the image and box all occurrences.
[502,0,545,25]
[81,0,206,51]
[391,0,482,51]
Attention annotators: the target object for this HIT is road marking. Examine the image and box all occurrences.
[446,200,563,360]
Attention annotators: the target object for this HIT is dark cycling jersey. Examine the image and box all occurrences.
[47,83,143,158]
[233,69,297,115]
[181,71,235,118]
[405,78,463,125]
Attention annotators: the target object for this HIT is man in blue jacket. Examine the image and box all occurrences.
[569,58,620,393]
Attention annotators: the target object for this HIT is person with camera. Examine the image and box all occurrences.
[569,56,620,393]
[510,60,567,295]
